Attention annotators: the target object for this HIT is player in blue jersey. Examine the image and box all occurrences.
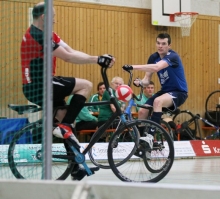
[122,33,188,155]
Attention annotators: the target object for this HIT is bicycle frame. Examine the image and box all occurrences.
[62,66,137,175]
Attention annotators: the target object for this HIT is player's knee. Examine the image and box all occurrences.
[81,80,92,94]
[153,98,160,105]
[153,98,163,108]
[86,80,93,92]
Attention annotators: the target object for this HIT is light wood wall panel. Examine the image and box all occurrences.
[0,0,220,133]
[0,0,36,117]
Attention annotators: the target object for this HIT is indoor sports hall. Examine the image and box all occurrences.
[0,0,220,198]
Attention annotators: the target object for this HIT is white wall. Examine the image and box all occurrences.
[75,0,151,9]
[191,0,220,16]
[74,0,220,16]
[1,180,220,199]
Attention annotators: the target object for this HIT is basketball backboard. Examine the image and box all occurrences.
[152,0,192,27]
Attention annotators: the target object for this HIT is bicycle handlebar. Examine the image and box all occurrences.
[125,70,143,102]
[100,67,109,90]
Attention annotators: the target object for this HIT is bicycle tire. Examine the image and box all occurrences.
[88,128,115,169]
[88,126,139,169]
[173,110,197,138]
[8,123,74,180]
[205,90,220,124]
[108,119,174,183]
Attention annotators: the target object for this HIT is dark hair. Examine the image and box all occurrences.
[97,82,105,91]
[144,81,154,88]
[156,33,171,45]
[149,81,154,85]
[32,4,45,19]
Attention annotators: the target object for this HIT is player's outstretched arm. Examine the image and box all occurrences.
[53,46,115,67]
[122,60,168,73]
[141,72,152,87]
[53,46,98,64]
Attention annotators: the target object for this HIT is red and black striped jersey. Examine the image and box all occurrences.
[21,25,60,84]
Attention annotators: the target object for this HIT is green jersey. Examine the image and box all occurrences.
[98,89,124,122]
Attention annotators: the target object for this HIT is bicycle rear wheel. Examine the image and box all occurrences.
[205,90,220,125]
[8,123,74,180]
[108,120,174,183]
[88,126,139,169]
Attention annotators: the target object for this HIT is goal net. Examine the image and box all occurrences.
[0,0,55,180]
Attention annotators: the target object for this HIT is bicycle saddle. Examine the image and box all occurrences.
[8,104,42,115]
[162,107,180,116]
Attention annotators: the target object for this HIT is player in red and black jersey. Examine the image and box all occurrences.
[21,2,115,180]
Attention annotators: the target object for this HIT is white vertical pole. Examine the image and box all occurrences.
[43,0,53,179]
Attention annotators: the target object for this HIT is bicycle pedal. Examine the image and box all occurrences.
[153,143,164,151]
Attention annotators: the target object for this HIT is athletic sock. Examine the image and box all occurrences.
[150,112,163,136]
[62,94,86,124]
[137,126,146,137]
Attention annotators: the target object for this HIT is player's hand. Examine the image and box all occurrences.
[133,78,143,87]
[97,54,115,68]
[122,65,133,71]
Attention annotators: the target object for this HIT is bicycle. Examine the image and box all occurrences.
[7,65,174,183]
[173,109,220,140]
[122,71,179,142]
[205,90,220,139]
[173,110,199,140]
[89,70,175,174]
[172,90,220,140]
[122,73,179,141]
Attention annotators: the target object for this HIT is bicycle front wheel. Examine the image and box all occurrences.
[88,126,139,169]
[8,123,74,180]
[108,120,174,183]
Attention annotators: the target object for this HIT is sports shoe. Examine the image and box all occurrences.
[53,123,80,147]
[139,134,154,149]
[71,166,100,181]
[139,134,154,160]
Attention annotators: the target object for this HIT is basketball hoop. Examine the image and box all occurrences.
[170,12,198,37]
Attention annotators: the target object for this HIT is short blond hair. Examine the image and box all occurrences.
[111,76,124,84]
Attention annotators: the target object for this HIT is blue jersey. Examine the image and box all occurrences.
[147,50,188,92]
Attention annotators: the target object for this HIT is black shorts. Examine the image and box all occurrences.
[23,76,75,108]
[146,90,188,111]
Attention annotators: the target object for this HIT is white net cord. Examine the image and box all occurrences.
[175,13,198,37]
